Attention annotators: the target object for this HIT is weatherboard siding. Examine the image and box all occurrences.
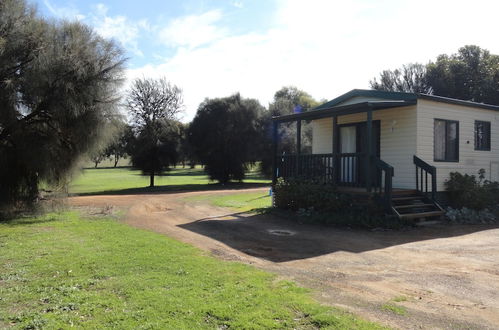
[416,99,499,190]
[312,105,417,189]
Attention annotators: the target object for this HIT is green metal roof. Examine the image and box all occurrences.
[273,100,416,123]
[313,89,417,111]
[272,89,499,122]
[313,89,499,112]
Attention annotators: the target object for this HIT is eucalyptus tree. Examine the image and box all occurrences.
[370,46,499,105]
[126,77,183,187]
[0,0,126,207]
[189,94,265,183]
[426,45,499,105]
[370,63,431,93]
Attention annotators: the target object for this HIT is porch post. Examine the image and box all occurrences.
[296,120,302,176]
[366,109,373,192]
[272,121,278,185]
[332,115,339,184]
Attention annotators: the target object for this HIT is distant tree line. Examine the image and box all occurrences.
[89,84,319,187]
[370,45,499,105]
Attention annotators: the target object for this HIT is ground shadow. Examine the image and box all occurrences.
[179,212,499,262]
[71,182,270,197]
[0,214,61,226]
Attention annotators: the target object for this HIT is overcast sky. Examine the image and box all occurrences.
[35,0,499,121]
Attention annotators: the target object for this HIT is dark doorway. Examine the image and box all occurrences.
[338,120,381,186]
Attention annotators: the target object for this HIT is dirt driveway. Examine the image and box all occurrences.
[69,188,499,329]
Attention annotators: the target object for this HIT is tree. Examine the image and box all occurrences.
[189,94,265,183]
[177,123,197,168]
[259,87,319,177]
[105,124,134,167]
[370,63,432,93]
[369,46,499,106]
[90,150,108,168]
[0,0,125,206]
[426,45,499,105]
[126,77,183,187]
[129,119,181,184]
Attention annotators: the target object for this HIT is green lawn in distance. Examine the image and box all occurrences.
[187,191,272,212]
[69,166,270,195]
[0,213,383,329]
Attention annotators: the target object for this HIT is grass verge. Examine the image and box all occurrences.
[186,191,272,212]
[0,212,382,329]
[381,301,408,316]
[68,166,270,195]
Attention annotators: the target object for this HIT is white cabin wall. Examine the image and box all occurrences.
[416,99,499,191]
[312,106,418,188]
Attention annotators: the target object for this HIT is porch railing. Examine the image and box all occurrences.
[275,153,395,211]
[413,155,437,201]
[275,152,365,188]
[277,153,335,184]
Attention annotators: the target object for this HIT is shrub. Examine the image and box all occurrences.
[272,178,409,229]
[273,178,348,212]
[445,207,496,224]
[444,169,499,210]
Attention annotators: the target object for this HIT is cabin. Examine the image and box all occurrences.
[271,89,499,219]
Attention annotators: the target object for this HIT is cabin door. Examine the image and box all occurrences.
[339,125,357,183]
[339,121,380,185]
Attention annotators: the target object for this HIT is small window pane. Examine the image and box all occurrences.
[434,120,446,160]
[475,121,491,151]
[447,121,458,160]
[434,119,459,162]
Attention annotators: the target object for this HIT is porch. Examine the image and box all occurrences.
[271,101,444,219]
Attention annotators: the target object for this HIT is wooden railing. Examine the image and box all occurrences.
[275,153,395,212]
[276,153,335,184]
[413,155,437,201]
[275,152,365,187]
[372,157,394,211]
[337,153,364,187]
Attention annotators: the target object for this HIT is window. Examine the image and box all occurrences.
[434,119,459,162]
[475,121,491,151]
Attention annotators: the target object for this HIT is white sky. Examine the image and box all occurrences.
[39,0,499,122]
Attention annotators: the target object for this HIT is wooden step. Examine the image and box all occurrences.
[398,210,444,220]
[391,189,418,196]
[394,203,435,210]
[392,196,424,201]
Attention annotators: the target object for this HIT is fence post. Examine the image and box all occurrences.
[296,120,301,177]
[366,109,373,192]
[272,121,278,185]
[431,167,437,201]
[332,115,339,184]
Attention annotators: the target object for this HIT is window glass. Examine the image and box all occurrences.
[475,121,491,151]
[434,119,459,161]
[434,120,445,160]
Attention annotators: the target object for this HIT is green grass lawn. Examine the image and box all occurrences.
[186,191,272,212]
[68,166,270,195]
[0,213,382,329]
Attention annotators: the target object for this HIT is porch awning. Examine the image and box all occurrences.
[271,100,416,123]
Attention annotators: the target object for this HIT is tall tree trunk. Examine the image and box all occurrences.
[150,171,155,187]
[114,155,119,167]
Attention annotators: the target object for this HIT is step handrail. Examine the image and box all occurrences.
[413,155,437,201]
[373,157,394,211]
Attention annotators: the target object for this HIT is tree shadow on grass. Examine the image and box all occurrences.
[71,182,270,197]
[179,211,499,262]
[0,214,61,226]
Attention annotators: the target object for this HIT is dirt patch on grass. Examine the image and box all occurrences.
[69,188,499,329]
